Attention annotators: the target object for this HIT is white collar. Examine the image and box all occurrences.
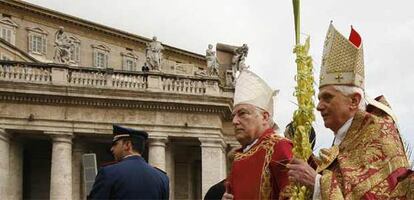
[333,117,353,146]
[243,138,258,153]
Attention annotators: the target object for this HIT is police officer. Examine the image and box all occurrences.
[88,125,169,199]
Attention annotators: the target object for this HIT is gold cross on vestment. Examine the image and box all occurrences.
[335,73,344,82]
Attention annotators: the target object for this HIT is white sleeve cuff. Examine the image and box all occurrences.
[312,174,322,200]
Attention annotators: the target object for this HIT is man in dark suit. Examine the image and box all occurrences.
[88,125,169,200]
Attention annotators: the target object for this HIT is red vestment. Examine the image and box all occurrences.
[228,128,293,199]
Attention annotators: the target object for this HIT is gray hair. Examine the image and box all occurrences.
[254,107,278,130]
[333,85,366,110]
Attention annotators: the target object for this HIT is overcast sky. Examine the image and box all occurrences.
[24,0,414,159]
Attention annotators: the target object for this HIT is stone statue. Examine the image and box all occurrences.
[231,43,249,78]
[53,26,74,64]
[145,36,164,71]
[206,44,219,76]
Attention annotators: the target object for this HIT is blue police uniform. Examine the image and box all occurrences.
[88,125,169,200]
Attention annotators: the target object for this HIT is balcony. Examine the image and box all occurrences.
[0,61,227,95]
[0,61,233,120]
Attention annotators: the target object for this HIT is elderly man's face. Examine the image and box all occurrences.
[232,104,267,146]
[317,85,354,133]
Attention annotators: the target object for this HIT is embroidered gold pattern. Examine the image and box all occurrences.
[233,133,287,199]
[319,111,410,199]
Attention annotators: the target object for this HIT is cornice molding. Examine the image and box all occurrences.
[0,91,232,120]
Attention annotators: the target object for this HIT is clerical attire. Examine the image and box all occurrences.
[228,128,293,199]
[316,110,412,199]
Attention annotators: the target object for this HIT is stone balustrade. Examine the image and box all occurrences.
[0,63,51,83]
[161,77,206,94]
[0,61,222,96]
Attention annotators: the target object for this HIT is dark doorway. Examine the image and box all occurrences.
[23,139,52,199]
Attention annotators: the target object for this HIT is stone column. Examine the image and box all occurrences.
[148,135,168,171]
[49,133,73,200]
[0,129,10,199]
[199,138,226,198]
[8,137,23,200]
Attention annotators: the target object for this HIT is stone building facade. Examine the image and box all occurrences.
[0,0,240,199]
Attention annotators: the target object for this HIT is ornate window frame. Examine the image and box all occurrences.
[0,17,18,45]
[91,44,110,68]
[68,36,81,65]
[26,27,48,56]
[121,52,138,71]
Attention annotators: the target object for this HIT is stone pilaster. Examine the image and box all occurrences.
[148,135,168,171]
[48,132,73,200]
[0,129,10,199]
[199,137,226,199]
[147,75,162,92]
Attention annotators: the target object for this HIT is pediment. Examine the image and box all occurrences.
[26,26,48,35]
[68,35,80,43]
[0,17,19,28]
[91,44,110,52]
[120,52,138,59]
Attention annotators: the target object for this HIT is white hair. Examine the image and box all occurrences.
[254,107,278,130]
[333,85,366,110]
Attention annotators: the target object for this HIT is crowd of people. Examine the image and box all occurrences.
[87,23,413,200]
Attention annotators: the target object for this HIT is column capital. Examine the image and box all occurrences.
[45,132,73,144]
[199,137,226,149]
[148,135,168,147]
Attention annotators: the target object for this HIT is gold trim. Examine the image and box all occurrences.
[234,133,287,199]
[259,135,277,199]
[350,156,409,199]
[316,146,339,173]
[319,24,365,89]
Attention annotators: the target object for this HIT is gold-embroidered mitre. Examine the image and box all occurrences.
[319,23,365,89]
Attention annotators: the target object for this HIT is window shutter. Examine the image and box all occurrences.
[122,56,126,70]
[1,27,4,39]
[70,46,75,61]
[93,50,97,67]
[104,53,108,68]
[76,45,80,63]
[42,36,46,55]
[82,153,97,197]
[6,29,11,43]
[28,34,33,52]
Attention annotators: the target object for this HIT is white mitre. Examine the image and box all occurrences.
[233,70,279,117]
